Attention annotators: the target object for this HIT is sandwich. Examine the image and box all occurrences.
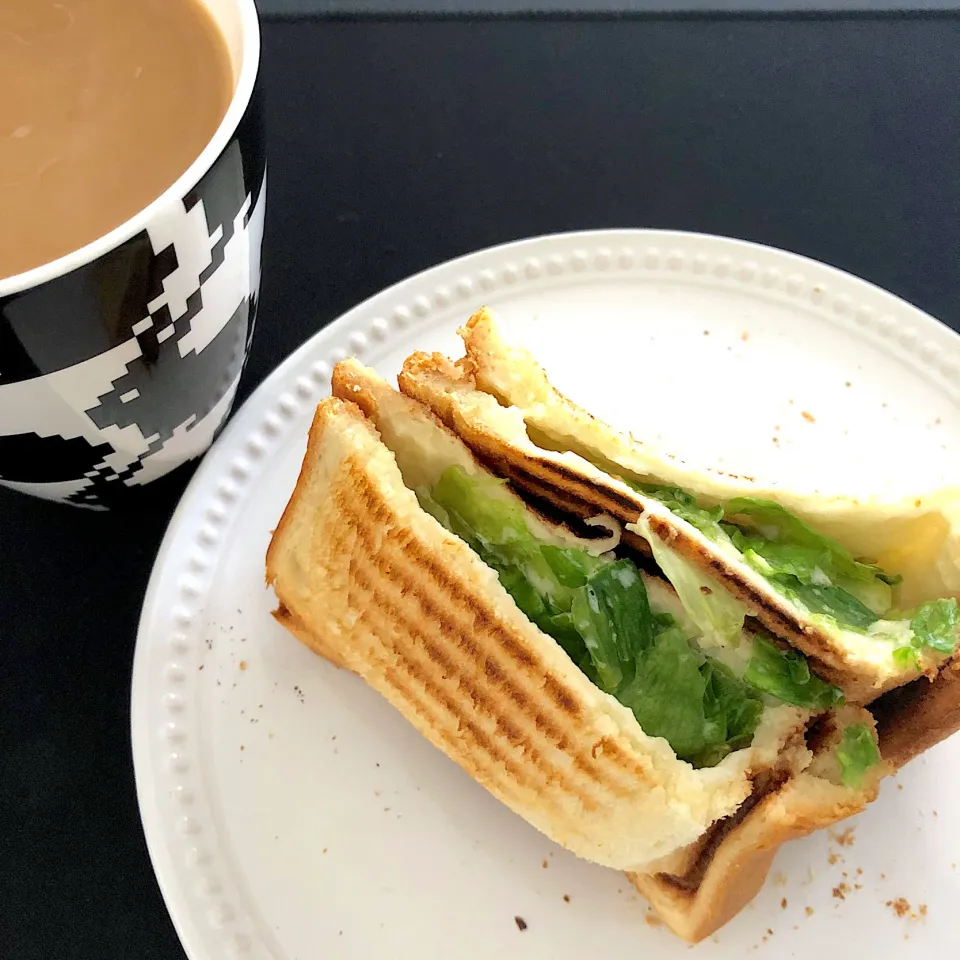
[398,308,960,710]
[266,358,895,941]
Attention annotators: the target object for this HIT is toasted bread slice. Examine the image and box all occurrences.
[267,377,823,873]
[397,310,960,703]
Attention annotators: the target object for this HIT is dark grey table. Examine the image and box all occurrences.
[4,12,960,959]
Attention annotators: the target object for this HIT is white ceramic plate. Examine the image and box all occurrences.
[132,231,960,960]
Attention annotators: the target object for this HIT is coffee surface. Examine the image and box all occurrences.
[0,0,233,280]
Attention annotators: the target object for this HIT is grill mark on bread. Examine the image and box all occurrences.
[340,455,655,789]
[543,675,579,717]
[349,527,618,799]
[348,557,559,810]
[337,467,647,798]
[351,536,599,813]
[469,437,644,522]
[380,663,518,796]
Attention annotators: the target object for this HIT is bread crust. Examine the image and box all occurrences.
[872,655,960,770]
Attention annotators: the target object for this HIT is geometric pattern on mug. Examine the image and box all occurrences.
[0,147,265,509]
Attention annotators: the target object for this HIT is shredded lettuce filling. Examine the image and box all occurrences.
[634,484,958,659]
[744,635,844,710]
[641,527,748,649]
[417,467,842,768]
[835,722,882,788]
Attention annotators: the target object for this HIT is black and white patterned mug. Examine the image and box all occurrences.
[0,0,264,509]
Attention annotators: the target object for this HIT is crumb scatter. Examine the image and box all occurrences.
[831,827,856,847]
[886,898,911,918]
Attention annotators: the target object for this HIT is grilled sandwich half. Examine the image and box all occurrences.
[267,360,887,940]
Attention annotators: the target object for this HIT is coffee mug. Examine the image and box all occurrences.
[0,0,264,509]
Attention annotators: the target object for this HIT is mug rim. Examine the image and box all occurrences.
[0,0,262,300]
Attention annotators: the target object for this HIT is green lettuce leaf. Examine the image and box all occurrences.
[579,560,654,685]
[570,559,652,691]
[616,627,711,760]
[722,498,907,630]
[773,578,880,631]
[617,624,764,765]
[693,660,766,767]
[875,599,959,667]
[540,544,597,588]
[838,577,895,617]
[909,598,960,653]
[892,646,921,672]
[723,498,894,586]
[639,521,748,647]
[835,723,881,789]
[733,535,892,615]
[421,467,581,619]
[744,634,845,710]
